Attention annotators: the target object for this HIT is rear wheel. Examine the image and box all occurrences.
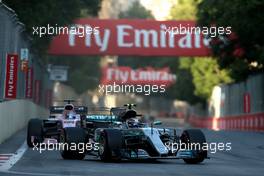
[180,129,207,164]
[60,127,86,160]
[27,119,44,148]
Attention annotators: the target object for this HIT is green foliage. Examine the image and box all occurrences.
[191,58,232,99]
[3,0,101,55]
[168,0,233,101]
[169,0,199,20]
[119,1,154,19]
[197,0,264,80]
[179,57,194,69]
[167,68,203,104]
[3,0,102,94]
[80,0,102,16]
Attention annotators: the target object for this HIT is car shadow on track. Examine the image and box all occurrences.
[82,157,207,165]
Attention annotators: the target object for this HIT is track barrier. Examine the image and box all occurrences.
[189,112,264,132]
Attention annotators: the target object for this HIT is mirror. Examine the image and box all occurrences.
[153,120,162,125]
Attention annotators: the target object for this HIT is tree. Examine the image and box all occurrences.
[169,0,232,102]
[3,0,101,55]
[119,1,154,19]
[197,0,264,80]
[168,0,198,20]
[191,58,232,99]
[3,0,102,94]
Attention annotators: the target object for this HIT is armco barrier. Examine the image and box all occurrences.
[0,99,48,144]
[189,112,264,132]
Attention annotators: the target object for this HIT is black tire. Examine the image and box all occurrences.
[27,119,44,148]
[60,127,86,160]
[98,129,122,162]
[180,129,207,164]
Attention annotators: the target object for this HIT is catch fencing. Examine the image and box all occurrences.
[190,73,264,132]
[218,73,264,116]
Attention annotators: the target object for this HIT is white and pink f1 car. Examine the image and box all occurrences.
[27,100,87,147]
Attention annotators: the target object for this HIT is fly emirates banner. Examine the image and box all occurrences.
[101,66,176,86]
[48,19,211,56]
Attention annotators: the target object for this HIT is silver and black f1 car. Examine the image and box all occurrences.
[50,103,208,164]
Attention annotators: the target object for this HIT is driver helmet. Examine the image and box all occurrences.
[63,104,76,118]
[127,118,140,128]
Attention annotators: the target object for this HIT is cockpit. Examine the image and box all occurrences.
[63,104,77,119]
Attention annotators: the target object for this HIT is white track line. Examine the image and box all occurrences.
[0,140,27,171]
[3,170,85,176]
[0,141,83,176]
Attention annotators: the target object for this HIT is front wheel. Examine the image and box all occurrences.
[98,132,112,161]
[27,119,44,148]
[180,129,207,164]
[60,127,86,160]
[98,129,122,162]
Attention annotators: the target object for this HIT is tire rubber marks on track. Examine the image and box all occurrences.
[0,141,27,171]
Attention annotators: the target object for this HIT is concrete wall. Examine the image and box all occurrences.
[0,100,48,144]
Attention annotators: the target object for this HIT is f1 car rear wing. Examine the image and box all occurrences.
[87,107,111,115]
[49,106,88,114]
[110,107,127,116]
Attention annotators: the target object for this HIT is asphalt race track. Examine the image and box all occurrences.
[0,119,264,176]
